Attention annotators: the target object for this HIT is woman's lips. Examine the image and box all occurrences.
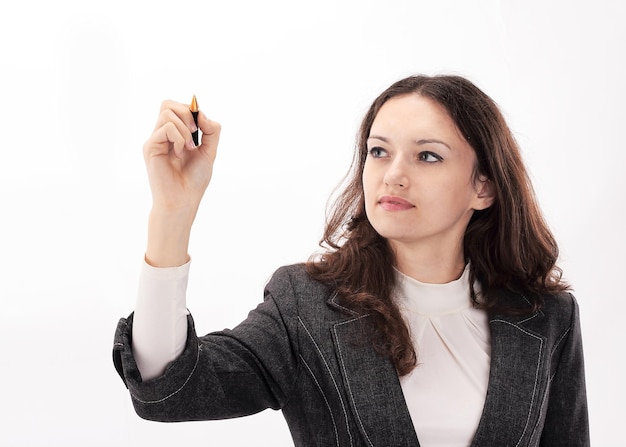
[378,196,415,211]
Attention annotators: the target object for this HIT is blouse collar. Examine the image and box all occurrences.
[394,264,472,316]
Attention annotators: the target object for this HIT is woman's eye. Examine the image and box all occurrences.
[368,147,387,158]
[418,151,442,163]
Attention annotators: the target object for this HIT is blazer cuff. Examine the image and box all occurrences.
[113,312,200,404]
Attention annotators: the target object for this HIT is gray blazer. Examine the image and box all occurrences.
[113,264,589,446]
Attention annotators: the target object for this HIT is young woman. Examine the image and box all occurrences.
[113,75,589,446]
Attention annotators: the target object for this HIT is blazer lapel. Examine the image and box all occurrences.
[329,295,420,447]
[471,306,549,446]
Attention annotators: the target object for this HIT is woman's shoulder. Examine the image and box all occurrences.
[266,263,317,290]
[494,288,578,315]
[540,290,579,315]
[264,263,335,309]
[538,291,581,333]
[493,289,580,339]
[268,262,313,283]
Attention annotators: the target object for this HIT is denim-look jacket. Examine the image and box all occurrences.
[113,264,589,446]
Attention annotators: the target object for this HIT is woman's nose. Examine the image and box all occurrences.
[383,159,409,188]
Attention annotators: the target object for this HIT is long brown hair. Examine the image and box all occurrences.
[306,74,568,375]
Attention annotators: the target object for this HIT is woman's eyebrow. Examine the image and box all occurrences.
[416,139,452,150]
[368,135,452,150]
[367,135,389,142]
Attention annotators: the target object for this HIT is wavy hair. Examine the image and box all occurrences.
[306,75,568,375]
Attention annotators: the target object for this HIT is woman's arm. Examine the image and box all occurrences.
[131,100,221,379]
[143,99,221,267]
[540,294,590,446]
[113,266,301,422]
[132,260,190,380]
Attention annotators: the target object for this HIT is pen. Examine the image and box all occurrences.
[190,95,199,146]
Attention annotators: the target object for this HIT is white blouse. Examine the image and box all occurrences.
[395,265,491,447]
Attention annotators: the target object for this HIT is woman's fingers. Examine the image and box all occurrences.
[145,101,201,160]
[161,109,198,152]
[158,100,197,131]
[197,111,221,161]
[145,99,221,164]
[157,108,196,147]
[150,121,187,159]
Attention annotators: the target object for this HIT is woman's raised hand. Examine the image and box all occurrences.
[144,100,221,213]
[143,100,221,267]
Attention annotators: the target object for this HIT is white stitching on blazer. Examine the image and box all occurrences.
[298,316,354,447]
[491,320,544,447]
[300,356,340,447]
[333,315,374,447]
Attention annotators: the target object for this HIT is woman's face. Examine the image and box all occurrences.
[362,94,493,254]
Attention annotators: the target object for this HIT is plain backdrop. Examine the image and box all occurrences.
[1,0,624,445]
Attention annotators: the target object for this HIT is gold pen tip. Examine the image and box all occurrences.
[190,95,198,112]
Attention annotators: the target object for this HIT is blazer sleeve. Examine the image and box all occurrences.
[112,267,301,422]
[539,293,590,446]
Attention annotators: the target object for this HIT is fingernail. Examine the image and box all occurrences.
[187,140,197,150]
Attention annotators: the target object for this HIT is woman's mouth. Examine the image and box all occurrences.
[378,196,415,211]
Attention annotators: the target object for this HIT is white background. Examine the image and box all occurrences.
[1,0,624,445]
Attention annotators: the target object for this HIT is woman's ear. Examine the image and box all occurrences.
[473,175,495,211]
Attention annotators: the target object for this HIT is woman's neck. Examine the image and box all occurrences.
[390,240,466,284]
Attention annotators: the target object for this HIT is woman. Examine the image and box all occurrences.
[113,75,589,446]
